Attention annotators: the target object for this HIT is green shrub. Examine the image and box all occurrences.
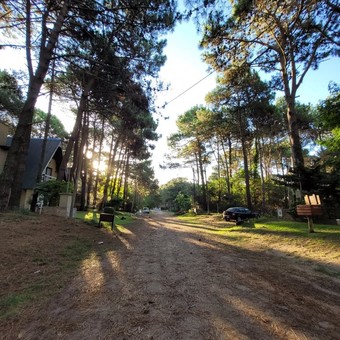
[35,180,72,206]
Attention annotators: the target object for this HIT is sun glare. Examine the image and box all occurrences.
[92,160,107,173]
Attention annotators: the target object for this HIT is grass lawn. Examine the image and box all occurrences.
[177,213,340,240]
[75,210,135,231]
[177,213,340,277]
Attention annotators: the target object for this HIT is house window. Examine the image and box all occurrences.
[44,167,53,181]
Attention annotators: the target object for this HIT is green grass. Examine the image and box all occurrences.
[0,293,33,320]
[178,213,339,239]
[0,237,95,321]
[76,210,135,229]
[176,214,340,277]
[251,219,340,246]
[76,210,100,224]
[177,214,207,225]
[61,239,94,266]
[254,219,340,233]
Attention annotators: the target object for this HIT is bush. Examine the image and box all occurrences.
[35,180,71,206]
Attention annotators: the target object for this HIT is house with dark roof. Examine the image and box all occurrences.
[0,122,63,209]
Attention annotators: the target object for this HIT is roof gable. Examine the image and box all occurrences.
[6,137,63,189]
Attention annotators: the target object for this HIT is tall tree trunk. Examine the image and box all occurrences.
[30,59,55,212]
[81,135,91,210]
[116,151,127,197]
[281,160,289,209]
[221,139,231,195]
[80,157,87,211]
[123,153,130,207]
[111,146,124,198]
[86,117,98,208]
[192,167,196,207]
[286,98,305,172]
[216,141,221,213]
[238,107,252,209]
[228,134,233,191]
[197,143,206,209]
[259,137,266,212]
[58,77,95,181]
[131,177,138,213]
[0,1,70,210]
[195,153,200,187]
[79,110,91,211]
[280,57,305,173]
[241,135,252,209]
[86,164,93,208]
[70,110,89,217]
[92,116,105,208]
[102,133,117,206]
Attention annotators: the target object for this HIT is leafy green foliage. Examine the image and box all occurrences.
[35,180,72,206]
[105,197,123,210]
[0,70,68,138]
[0,0,178,210]
[199,0,339,170]
[317,83,340,130]
[315,83,340,167]
[174,192,191,212]
[160,178,193,211]
[167,106,215,210]
[0,70,23,125]
[205,64,274,209]
[32,109,68,139]
[273,165,340,218]
[0,70,22,103]
[270,85,339,216]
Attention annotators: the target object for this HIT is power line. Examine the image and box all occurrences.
[160,69,215,109]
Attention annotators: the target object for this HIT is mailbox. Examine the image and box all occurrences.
[296,194,322,233]
[296,205,322,216]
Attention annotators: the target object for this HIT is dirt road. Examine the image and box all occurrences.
[5,211,340,339]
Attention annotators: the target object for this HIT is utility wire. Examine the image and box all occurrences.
[160,69,215,109]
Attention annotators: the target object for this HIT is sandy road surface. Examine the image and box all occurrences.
[11,211,340,339]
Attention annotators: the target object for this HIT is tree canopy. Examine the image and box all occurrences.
[0,0,178,210]
[199,0,339,174]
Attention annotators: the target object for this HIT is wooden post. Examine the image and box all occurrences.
[307,216,314,233]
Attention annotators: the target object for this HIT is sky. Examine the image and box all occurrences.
[152,20,216,184]
[0,17,339,186]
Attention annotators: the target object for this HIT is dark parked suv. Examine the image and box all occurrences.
[223,207,259,224]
